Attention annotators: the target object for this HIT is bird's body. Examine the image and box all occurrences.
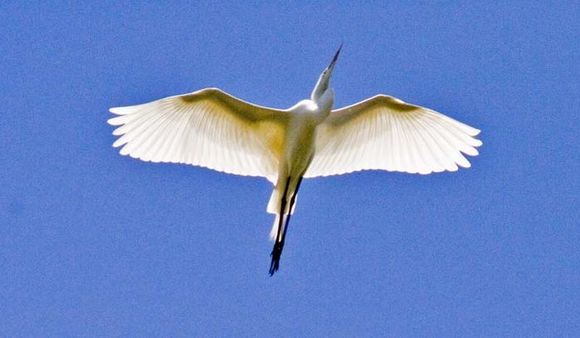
[108,46,482,275]
[265,83,335,273]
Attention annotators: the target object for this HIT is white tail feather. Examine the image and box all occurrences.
[267,189,279,214]
[269,214,281,241]
[267,188,298,214]
[267,188,298,241]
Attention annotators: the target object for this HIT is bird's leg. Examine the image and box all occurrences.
[281,176,303,245]
[269,177,291,276]
[269,233,284,276]
[269,213,286,275]
[276,176,292,242]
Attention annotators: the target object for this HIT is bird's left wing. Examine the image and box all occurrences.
[305,95,482,177]
[108,88,289,182]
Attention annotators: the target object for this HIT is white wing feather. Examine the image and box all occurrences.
[108,88,288,182]
[306,95,482,177]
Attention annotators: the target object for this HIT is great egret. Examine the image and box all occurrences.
[108,46,482,275]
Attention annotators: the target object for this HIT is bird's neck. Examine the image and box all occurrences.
[310,75,328,101]
[311,88,334,116]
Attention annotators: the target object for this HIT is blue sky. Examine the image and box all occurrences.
[1,1,578,336]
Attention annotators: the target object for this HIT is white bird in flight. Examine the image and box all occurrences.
[108,46,482,275]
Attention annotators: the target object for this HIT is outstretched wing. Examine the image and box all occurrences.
[108,88,289,182]
[306,95,482,177]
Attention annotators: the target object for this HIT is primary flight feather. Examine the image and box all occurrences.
[108,46,482,275]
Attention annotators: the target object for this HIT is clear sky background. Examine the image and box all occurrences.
[1,1,578,336]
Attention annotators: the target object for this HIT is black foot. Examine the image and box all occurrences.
[269,242,284,276]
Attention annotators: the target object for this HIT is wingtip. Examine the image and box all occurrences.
[109,107,123,115]
[470,127,482,137]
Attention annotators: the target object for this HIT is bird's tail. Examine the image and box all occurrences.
[267,188,297,241]
[269,214,281,241]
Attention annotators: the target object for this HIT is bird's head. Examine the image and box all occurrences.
[311,44,342,101]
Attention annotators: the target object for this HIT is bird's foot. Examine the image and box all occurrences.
[269,242,284,276]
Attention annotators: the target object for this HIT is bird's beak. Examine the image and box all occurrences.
[327,44,342,71]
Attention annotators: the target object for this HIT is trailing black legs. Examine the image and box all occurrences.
[269,176,304,276]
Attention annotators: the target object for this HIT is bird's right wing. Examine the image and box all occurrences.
[108,88,289,182]
[306,95,482,177]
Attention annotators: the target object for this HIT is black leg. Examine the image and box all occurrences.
[281,176,303,245]
[269,239,284,276]
[269,177,291,276]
